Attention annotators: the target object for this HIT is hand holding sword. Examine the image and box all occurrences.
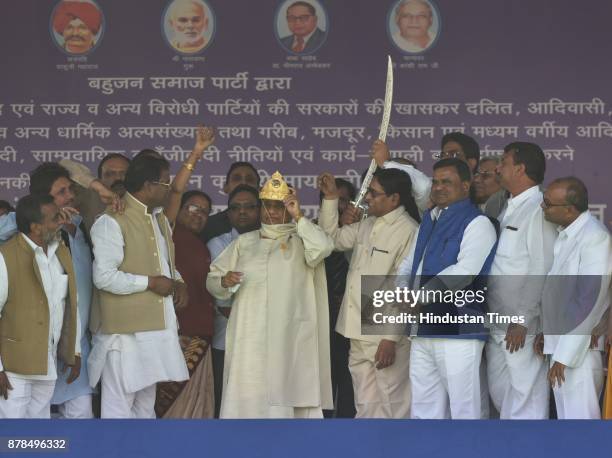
[371,139,392,167]
[351,55,394,212]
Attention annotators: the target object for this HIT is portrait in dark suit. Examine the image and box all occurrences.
[277,1,327,55]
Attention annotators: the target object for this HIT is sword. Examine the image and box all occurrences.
[351,55,394,212]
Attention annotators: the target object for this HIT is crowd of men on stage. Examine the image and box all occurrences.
[0,126,610,420]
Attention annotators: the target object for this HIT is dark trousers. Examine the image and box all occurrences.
[324,331,356,418]
[211,348,224,418]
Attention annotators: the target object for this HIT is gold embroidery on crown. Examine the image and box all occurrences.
[259,171,290,201]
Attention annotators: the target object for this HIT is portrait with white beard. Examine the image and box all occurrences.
[163,0,215,54]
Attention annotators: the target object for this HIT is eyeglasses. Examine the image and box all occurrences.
[474,170,496,179]
[151,181,171,188]
[54,185,75,198]
[434,150,465,160]
[228,203,259,212]
[541,199,571,209]
[366,188,387,198]
[186,204,210,216]
[287,14,314,23]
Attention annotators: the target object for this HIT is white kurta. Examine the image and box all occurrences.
[542,211,611,419]
[206,219,334,419]
[486,185,557,419]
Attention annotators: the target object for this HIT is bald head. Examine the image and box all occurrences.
[542,177,589,227]
[551,177,589,212]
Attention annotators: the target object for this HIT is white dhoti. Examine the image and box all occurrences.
[56,394,94,419]
[0,376,55,419]
[552,350,604,419]
[486,335,549,419]
[410,338,484,419]
[348,337,411,419]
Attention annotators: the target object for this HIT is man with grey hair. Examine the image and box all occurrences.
[538,176,610,419]
[168,0,209,53]
[393,0,434,52]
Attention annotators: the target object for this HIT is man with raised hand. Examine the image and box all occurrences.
[318,168,419,418]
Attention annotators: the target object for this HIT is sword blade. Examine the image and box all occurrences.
[353,56,394,210]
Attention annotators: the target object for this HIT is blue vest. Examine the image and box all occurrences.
[410,199,496,340]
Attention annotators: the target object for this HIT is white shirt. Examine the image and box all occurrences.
[318,199,419,342]
[398,208,497,288]
[88,204,188,393]
[383,161,432,213]
[207,229,239,350]
[397,206,496,337]
[542,211,612,366]
[488,186,557,334]
[0,234,80,380]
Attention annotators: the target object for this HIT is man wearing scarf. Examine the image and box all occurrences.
[206,171,334,418]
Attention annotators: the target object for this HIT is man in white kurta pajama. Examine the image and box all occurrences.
[207,171,334,418]
[88,156,189,418]
[539,177,611,419]
[486,143,557,419]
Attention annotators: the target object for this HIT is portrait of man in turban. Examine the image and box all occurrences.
[51,0,104,55]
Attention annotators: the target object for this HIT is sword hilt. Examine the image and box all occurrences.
[349,199,368,220]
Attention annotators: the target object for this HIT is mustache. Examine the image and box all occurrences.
[43,229,61,244]
[66,35,86,42]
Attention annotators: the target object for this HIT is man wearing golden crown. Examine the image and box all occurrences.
[206,171,334,418]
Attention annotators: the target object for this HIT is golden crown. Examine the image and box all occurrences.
[259,171,290,201]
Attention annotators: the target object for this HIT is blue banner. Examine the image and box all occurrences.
[0,419,611,457]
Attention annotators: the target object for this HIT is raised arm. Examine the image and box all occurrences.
[164,125,215,224]
[371,139,432,212]
[317,172,361,251]
[283,189,333,267]
[59,159,121,211]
